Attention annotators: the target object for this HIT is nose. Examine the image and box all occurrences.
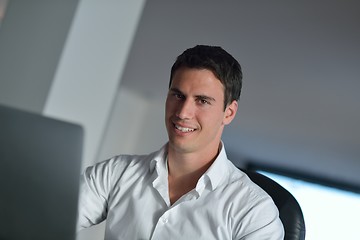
[176,99,194,120]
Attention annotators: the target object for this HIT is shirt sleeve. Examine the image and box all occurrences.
[242,205,284,239]
[235,195,285,240]
[76,159,114,231]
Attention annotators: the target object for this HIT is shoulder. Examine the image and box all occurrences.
[222,164,283,238]
[222,164,272,204]
[84,146,165,182]
[85,152,153,179]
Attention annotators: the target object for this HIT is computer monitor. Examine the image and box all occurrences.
[0,104,83,240]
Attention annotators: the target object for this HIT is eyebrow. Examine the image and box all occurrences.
[196,95,216,102]
[169,87,216,102]
[169,87,183,94]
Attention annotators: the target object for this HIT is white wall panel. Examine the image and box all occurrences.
[44,0,146,171]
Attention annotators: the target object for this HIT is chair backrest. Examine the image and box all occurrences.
[241,169,306,240]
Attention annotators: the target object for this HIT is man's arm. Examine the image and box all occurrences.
[76,161,112,231]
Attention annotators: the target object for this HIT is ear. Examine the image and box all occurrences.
[223,100,238,125]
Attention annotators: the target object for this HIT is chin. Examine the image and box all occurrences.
[168,140,194,153]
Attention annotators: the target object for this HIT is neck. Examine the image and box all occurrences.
[167,142,220,179]
[168,143,219,204]
[167,144,220,205]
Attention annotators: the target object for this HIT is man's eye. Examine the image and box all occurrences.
[174,93,184,99]
[199,99,210,105]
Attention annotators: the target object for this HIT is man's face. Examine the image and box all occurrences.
[165,67,237,155]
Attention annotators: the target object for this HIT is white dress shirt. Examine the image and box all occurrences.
[77,143,284,239]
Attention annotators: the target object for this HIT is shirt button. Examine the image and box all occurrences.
[162,217,168,224]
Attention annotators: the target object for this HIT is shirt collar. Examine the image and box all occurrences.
[150,142,230,192]
[149,144,168,174]
[197,141,229,191]
[149,144,170,205]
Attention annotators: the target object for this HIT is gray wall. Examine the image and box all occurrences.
[0,0,79,113]
[120,0,360,188]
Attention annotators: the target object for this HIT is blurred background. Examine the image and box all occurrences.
[0,1,359,239]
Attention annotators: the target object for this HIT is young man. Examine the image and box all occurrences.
[77,45,284,239]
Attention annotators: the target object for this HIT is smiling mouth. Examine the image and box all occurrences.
[174,124,195,133]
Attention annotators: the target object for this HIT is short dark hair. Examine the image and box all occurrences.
[169,45,242,109]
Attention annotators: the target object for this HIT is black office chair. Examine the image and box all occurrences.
[241,169,306,240]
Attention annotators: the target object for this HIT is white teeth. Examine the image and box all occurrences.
[175,125,195,132]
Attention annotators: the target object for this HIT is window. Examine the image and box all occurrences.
[254,168,360,240]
